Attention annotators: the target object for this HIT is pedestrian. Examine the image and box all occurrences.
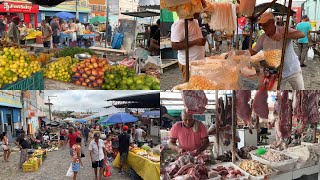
[60,127,67,148]
[199,12,214,55]
[8,16,20,44]
[0,132,11,162]
[18,20,28,45]
[89,133,106,180]
[296,15,312,67]
[148,20,160,55]
[0,17,6,40]
[134,125,146,142]
[50,16,60,48]
[83,126,90,146]
[14,130,31,168]
[40,20,52,48]
[213,30,223,54]
[118,125,134,174]
[75,127,82,138]
[66,127,78,156]
[88,128,95,144]
[71,137,83,180]
[104,134,113,163]
[171,12,206,82]
[250,12,305,90]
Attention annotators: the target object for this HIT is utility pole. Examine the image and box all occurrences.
[105,0,110,48]
[20,91,26,132]
[45,96,57,122]
[76,0,79,20]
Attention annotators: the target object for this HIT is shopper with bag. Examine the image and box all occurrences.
[70,137,83,180]
[89,133,106,180]
[0,132,11,162]
[296,15,312,67]
[14,130,31,168]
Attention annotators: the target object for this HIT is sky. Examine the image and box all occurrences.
[44,90,157,112]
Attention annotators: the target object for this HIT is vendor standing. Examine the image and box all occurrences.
[250,12,305,90]
[168,109,209,155]
[171,13,206,82]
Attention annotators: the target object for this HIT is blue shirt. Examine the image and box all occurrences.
[296,22,311,43]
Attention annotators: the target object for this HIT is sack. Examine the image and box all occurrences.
[308,47,314,60]
[66,163,74,177]
[111,32,124,49]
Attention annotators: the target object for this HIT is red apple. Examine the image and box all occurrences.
[85,70,91,75]
[89,76,96,81]
[91,58,97,63]
[75,73,81,77]
[75,80,81,85]
[93,82,98,87]
[96,78,103,85]
[88,64,94,69]
[79,69,85,74]
[72,67,77,72]
[98,71,104,76]
[79,77,85,82]
[82,82,87,86]
[85,59,91,63]
[82,74,88,78]
[92,70,98,76]
[85,78,91,83]
[93,62,98,68]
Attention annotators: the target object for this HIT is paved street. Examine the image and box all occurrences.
[0,144,131,180]
[160,43,320,90]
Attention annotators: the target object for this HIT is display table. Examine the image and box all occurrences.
[59,33,71,47]
[78,34,97,47]
[113,151,160,180]
[160,39,178,73]
[89,46,127,55]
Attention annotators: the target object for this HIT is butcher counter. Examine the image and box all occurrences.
[113,151,160,180]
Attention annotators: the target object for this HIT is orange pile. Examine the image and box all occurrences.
[189,75,223,90]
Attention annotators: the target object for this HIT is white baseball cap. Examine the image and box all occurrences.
[258,12,275,24]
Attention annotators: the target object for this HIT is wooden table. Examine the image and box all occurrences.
[160,39,178,73]
[89,46,127,55]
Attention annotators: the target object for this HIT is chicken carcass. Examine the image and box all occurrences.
[253,90,269,119]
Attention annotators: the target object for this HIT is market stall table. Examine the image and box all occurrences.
[113,151,160,180]
[89,46,127,55]
[78,34,97,47]
[160,38,178,73]
[59,33,71,47]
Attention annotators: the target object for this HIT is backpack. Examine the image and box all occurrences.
[111,25,129,49]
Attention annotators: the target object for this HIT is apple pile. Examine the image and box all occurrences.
[71,57,110,88]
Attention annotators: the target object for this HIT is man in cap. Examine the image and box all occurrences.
[14,130,31,168]
[117,125,134,174]
[8,16,20,44]
[89,133,106,180]
[250,12,305,90]
[296,15,312,67]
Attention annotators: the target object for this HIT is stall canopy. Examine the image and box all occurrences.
[95,106,121,117]
[74,119,87,123]
[138,0,160,9]
[63,117,75,122]
[142,110,160,118]
[121,11,160,18]
[254,3,296,16]
[103,112,138,124]
[41,117,50,124]
[106,91,160,109]
[55,12,75,20]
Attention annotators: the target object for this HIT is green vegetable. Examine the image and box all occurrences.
[56,47,95,58]
[141,145,151,152]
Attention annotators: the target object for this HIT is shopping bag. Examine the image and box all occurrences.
[103,159,111,177]
[111,32,124,49]
[66,163,74,177]
[308,47,314,60]
[71,32,77,42]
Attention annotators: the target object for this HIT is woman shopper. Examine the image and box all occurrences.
[104,134,113,163]
[71,137,83,180]
[0,132,11,162]
[60,127,67,149]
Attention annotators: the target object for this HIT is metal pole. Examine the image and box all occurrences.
[215,90,219,156]
[76,0,79,19]
[48,97,52,122]
[185,19,190,82]
[249,17,254,50]
[232,90,236,163]
[105,0,110,48]
[277,0,293,90]
[20,91,26,132]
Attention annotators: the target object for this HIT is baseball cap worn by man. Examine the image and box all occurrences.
[122,125,129,132]
[94,133,100,138]
[302,15,308,19]
[258,12,275,24]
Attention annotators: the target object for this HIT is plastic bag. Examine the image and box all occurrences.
[71,32,77,42]
[308,47,314,60]
[66,163,74,177]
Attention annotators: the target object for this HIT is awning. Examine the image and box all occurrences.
[142,110,160,118]
[121,11,160,18]
[254,3,296,17]
[138,0,160,9]
[95,106,121,117]
[41,117,50,124]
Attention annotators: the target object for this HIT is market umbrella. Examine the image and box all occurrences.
[102,112,138,124]
[142,110,160,118]
[55,12,75,20]
[89,16,107,24]
[97,116,115,126]
[74,119,87,123]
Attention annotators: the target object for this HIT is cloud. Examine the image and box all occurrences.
[44,90,157,112]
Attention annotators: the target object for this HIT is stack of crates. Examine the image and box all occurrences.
[22,162,38,172]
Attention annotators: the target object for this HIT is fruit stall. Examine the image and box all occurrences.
[113,145,160,180]
[22,149,48,172]
[160,90,320,180]
[0,40,160,90]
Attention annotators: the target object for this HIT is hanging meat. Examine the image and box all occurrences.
[252,90,269,119]
[236,90,253,131]
[278,90,292,138]
[181,90,208,114]
[294,91,320,134]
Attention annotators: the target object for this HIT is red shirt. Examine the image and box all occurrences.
[68,133,78,148]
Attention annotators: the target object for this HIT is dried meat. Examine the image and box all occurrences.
[252,90,269,119]
[236,90,252,128]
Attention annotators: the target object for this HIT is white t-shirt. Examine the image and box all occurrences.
[89,139,105,161]
[171,19,205,65]
[134,128,146,142]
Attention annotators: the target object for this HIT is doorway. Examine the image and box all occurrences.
[6,110,13,140]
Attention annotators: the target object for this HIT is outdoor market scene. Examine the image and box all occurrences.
[160,0,320,90]
[160,90,320,180]
[0,90,160,180]
[0,0,160,90]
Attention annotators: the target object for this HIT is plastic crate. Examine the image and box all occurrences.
[22,162,38,172]
[1,71,44,90]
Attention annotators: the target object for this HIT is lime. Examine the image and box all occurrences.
[5,70,14,77]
